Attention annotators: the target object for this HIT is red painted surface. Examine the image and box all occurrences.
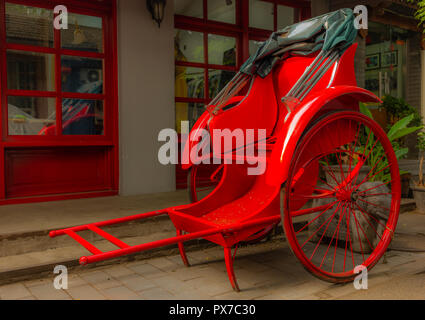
[0,0,119,203]
[5,147,113,198]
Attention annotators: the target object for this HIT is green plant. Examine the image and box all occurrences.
[359,103,422,182]
[381,95,422,128]
[417,131,425,186]
[408,0,425,33]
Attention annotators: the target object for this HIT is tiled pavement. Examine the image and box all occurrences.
[1,238,425,300]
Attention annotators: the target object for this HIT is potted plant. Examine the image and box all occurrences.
[313,105,422,252]
[412,131,425,213]
[381,95,422,128]
[380,96,423,196]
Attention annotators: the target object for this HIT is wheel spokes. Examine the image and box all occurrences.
[286,113,398,278]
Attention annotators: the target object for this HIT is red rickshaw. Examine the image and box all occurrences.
[50,9,400,292]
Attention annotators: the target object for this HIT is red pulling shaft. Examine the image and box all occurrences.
[78,215,280,265]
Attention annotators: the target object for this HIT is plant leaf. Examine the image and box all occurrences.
[395,147,409,159]
[359,103,373,119]
[390,126,422,141]
[387,114,415,140]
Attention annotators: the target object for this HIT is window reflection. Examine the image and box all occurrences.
[249,40,263,56]
[175,29,205,64]
[249,0,274,30]
[188,103,205,130]
[209,69,236,98]
[174,0,203,18]
[6,3,54,47]
[208,34,236,66]
[208,0,236,24]
[7,50,55,91]
[61,56,104,94]
[175,67,205,99]
[176,102,206,133]
[61,13,103,53]
[62,99,104,135]
[8,96,56,136]
[277,5,295,30]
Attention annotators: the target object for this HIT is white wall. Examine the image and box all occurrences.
[117,0,176,195]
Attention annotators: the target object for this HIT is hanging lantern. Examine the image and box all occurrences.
[146,0,167,28]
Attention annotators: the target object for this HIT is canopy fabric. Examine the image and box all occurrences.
[240,8,357,78]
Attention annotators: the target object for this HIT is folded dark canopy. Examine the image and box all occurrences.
[240,8,357,78]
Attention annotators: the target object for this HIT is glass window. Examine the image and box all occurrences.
[175,29,205,64]
[62,99,104,135]
[175,67,205,99]
[208,0,236,24]
[277,5,294,30]
[7,50,55,91]
[249,40,263,56]
[61,56,104,94]
[176,102,206,132]
[5,3,54,47]
[365,22,408,99]
[188,103,205,129]
[249,0,274,30]
[61,13,103,53]
[8,96,56,136]
[208,34,236,66]
[209,69,237,98]
[174,0,203,19]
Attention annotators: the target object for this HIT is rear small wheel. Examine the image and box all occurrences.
[283,111,400,283]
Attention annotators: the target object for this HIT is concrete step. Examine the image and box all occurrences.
[401,198,416,213]
[399,159,420,176]
[0,215,175,258]
[0,230,216,286]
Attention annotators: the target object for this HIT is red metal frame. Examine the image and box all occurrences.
[0,0,119,204]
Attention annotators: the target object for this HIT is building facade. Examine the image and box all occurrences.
[0,0,423,205]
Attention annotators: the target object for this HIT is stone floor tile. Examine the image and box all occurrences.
[28,283,71,300]
[0,283,32,300]
[79,270,121,289]
[128,262,167,279]
[118,274,157,292]
[104,265,135,279]
[138,287,175,300]
[66,284,107,300]
[102,286,143,300]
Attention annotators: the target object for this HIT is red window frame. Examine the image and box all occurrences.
[175,0,311,107]
[0,0,119,203]
[0,0,117,145]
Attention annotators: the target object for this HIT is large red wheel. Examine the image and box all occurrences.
[283,111,401,283]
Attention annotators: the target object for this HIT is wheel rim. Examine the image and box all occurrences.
[283,111,401,282]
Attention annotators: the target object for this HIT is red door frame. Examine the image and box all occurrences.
[0,0,119,205]
[174,0,311,188]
